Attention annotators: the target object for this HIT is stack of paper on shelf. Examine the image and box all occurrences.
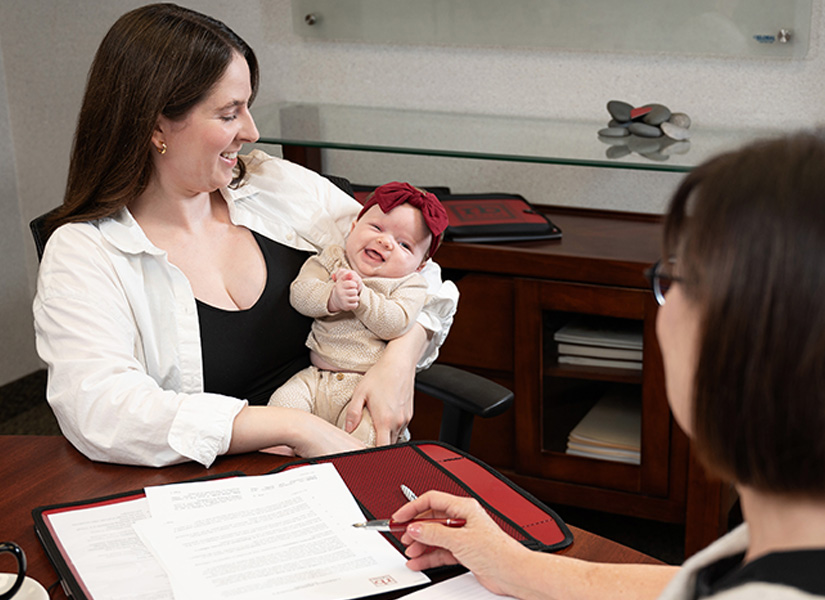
[554,317,643,371]
[566,389,641,465]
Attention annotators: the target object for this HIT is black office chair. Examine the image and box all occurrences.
[29,180,514,452]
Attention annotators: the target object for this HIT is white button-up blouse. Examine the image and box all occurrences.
[33,151,458,467]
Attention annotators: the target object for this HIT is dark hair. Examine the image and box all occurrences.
[46,3,259,235]
[663,130,825,496]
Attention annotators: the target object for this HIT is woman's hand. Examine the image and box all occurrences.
[345,324,428,445]
[229,406,365,457]
[392,491,530,597]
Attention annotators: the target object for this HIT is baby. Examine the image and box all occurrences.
[268,182,449,446]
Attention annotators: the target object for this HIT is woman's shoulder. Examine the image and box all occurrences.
[42,220,106,263]
[242,149,329,188]
[35,221,116,302]
[37,211,157,297]
[42,210,152,264]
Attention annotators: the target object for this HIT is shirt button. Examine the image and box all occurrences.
[336,373,344,381]
[286,233,294,241]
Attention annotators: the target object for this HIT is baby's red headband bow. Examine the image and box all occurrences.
[358,182,449,259]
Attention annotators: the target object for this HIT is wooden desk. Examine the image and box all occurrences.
[1,436,660,598]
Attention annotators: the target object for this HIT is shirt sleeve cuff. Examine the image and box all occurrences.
[168,394,247,467]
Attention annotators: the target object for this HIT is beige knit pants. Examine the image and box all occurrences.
[268,366,377,447]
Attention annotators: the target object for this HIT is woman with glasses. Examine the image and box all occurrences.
[393,131,825,599]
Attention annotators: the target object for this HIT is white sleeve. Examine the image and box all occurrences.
[33,225,244,467]
[414,260,460,370]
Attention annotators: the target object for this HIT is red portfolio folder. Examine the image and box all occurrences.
[440,194,562,243]
[272,441,573,553]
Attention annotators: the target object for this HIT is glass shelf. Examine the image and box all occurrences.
[291,0,811,60]
[254,102,777,173]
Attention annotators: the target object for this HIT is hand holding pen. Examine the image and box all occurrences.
[352,517,467,533]
[352,485,466,532]
[390,489,528,583]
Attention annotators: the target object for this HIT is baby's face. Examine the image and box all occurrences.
[345,204,431,278]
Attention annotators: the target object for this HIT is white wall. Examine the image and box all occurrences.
[1,0,823,384]
[0,43,36,384]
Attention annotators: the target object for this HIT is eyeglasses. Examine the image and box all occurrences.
[645,259,683,306]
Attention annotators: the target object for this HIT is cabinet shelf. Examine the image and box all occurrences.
[418,208,730,558]
[544,361,644,385]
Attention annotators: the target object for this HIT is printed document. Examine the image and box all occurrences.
[43,495,171,599]
[42,464,428,599]
[135,463,429,600]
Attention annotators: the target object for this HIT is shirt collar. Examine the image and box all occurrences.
[97,207,163,256]
[96,182,257,257]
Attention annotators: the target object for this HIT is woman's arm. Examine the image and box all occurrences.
[229,405,364,456]
[345,323,429,445]
[34,226,247,467]
[394,491,678,600]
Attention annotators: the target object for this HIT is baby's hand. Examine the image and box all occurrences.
[328,269,362,312]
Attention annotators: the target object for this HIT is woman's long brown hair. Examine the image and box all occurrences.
[45,3,259,237]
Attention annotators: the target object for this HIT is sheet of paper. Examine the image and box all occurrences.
[401,572,516,599]
[44,496,174,599]
[135,463,429,600]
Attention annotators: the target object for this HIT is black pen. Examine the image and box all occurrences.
[352,518,466,533]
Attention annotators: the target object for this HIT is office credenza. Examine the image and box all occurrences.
[410,207,736,559]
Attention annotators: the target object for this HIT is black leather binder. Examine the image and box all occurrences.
[438,193,562,243]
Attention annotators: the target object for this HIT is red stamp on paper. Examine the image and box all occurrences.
[369,575,397,587]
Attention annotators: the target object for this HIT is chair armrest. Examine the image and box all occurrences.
[415,364,513,419]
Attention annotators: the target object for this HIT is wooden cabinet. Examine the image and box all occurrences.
[412,206,734,557]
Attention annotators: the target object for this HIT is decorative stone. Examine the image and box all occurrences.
[628,122,663,138]
[598,127,631,138]
[668,112,692,129]
[661,121,691,140]
[600,101,692,162]
[661,140,691,156]
[606,144,632,159]
[641,104,672,126]
[627,135,663,155]
[607,100,633,123]
[598,134,632,147]
[630,106,653,120]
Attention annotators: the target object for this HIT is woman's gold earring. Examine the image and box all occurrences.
[157,142,167,155]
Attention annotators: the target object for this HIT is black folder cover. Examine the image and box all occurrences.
[439,193,562,243]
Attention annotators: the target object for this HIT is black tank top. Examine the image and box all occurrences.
[196,231,313,405]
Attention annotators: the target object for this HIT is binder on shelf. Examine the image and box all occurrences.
[437,193,562,243]
[349,186,561,244]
